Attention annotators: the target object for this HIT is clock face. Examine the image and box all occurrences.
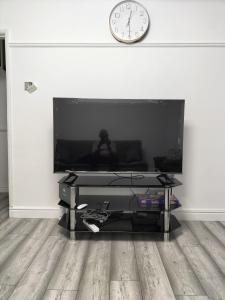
[109,0,150,43]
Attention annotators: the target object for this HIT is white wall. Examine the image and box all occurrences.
[0,68,8,192]
[1,0,225,43]
[0,0,225,219]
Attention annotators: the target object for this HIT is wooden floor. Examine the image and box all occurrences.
[1,194,225,300]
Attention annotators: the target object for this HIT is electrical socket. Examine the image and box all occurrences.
[24,82,37,93]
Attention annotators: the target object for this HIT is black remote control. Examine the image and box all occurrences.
[102,201,110,210]
[157,174,173,185]
[64,174,77,185]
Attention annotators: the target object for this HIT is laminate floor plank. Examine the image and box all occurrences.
[27,219,56,239]
[5,218,40,238]
[0,219,56,285]
[0,220,42,265]
[157,240,205,296]
[0,194,8,201]
[134,236,176,300]
[1,219,225,300]
[0,285,15,300]
[48,238,90,291]
[76,234,112,300]
[220,221,225,228]
[8,236,66,300]
[173,222,200,248]
[50,224,70,240]
[43,290,77,300]
[61,291,77,300]
[181,256,225,300]
[176,296,209,300]
[175,225,225,300]
[43,290,61,300]
[0,199,8,210]
[111,234,139,281]
[0,218,21,240]
[0,234,26,267]
[110,281,142,300]
[187,221,225,276]
[0,207,8,224]
[204,221,225,247]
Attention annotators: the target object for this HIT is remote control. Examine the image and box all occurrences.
[83,220,99,233]
[64,175,77,184]
[102,201,110,210]
[77,203,88,210]
[157,174,173,185]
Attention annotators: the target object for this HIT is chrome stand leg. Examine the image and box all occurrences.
[70,209,76,231]
[69,186,77,236]
[70,230,76,240]
[164,187,171,240]
[164,232,170,242]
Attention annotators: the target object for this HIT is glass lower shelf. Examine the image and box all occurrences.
[58,212,181,234]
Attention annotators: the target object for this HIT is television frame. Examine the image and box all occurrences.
[0,39,6,71]
[53,98,185,175]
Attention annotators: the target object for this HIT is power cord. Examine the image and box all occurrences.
[80,209,111,224]
[108,172,145,186]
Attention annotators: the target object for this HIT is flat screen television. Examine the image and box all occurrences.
[53,98,185,174]
[0,39,6,71]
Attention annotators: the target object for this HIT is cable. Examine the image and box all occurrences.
[113,172,144,180]
[108,173,145,186]
[112,172,130,179]
[107,173,145,208]
[145,186,150,195]
[107,176,129,186]
[80,209,111,224]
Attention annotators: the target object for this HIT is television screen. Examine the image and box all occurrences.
[0,39,6,71]
[53,98,184,173]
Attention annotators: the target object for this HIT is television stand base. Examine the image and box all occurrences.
[58,174,182,241]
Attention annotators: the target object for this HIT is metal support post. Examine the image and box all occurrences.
[164,187,171,241]
[69,186,79,233]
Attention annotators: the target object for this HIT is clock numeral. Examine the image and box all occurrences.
[112,19,116,25]
[143,18,147,24]
[120,5,124,12]
[115,27,118,33]
[135,5,138,11]
[126,4,131,9]
[115,12,120,18]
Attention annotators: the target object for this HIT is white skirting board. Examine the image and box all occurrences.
[9,206,225,221]
[174,209,225,221]
[9,206,61,219]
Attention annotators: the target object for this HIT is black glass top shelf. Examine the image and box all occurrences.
[64,175,182,188]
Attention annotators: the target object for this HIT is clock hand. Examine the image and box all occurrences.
[128,10,132,38]
[126,10,132,26]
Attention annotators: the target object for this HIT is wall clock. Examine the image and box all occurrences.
[109,0,150,44]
